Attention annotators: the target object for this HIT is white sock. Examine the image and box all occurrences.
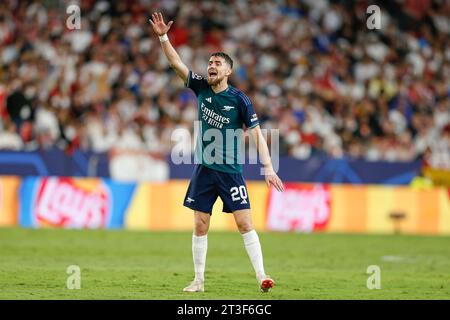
[192,234,207,282]
[242,230,266,281]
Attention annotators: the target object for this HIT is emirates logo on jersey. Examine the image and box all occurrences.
[201,103,230,128]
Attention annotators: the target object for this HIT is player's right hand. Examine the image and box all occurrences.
[265,172,285,192]
[149,12,173,36]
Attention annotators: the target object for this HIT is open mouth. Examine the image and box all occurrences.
[208,70,218,78]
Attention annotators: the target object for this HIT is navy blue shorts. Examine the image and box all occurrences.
[183,165,251,214]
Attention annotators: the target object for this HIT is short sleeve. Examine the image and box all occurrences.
[185,70,209,96]
[238,93,259,129]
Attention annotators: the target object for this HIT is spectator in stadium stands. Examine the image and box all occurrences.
[0,0,448,174]
[0,120,23,150]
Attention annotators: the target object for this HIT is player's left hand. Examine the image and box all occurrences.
[265,171,284,192]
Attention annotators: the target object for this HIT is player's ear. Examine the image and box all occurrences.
[226,68,232,77]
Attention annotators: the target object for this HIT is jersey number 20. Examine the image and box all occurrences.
[230,186,248,202]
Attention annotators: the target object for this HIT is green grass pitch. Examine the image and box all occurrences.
[0,227,449,299]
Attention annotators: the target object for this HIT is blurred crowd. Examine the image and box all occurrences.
[0,0,449,172]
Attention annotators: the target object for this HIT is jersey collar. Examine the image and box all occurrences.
[210,85,230,95]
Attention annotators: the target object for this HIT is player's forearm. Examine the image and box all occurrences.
[258,139,275,174]
[251,127,275,174]
[160,39,181,67]
[159,38,189,82]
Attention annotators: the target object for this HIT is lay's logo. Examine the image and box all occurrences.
[34,178,111,229]
[267,184,331,232]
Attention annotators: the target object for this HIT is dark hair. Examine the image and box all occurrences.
[210,52,233,69]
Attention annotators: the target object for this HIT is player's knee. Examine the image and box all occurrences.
[237,221,253,234]
[194,219,209,236]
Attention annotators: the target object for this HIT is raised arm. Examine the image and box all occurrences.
[149,12,189,83]
[249,125,284,192]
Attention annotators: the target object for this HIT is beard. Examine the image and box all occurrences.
[207,74,224,86]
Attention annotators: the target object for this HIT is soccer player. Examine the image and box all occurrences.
[150,12,284,293]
